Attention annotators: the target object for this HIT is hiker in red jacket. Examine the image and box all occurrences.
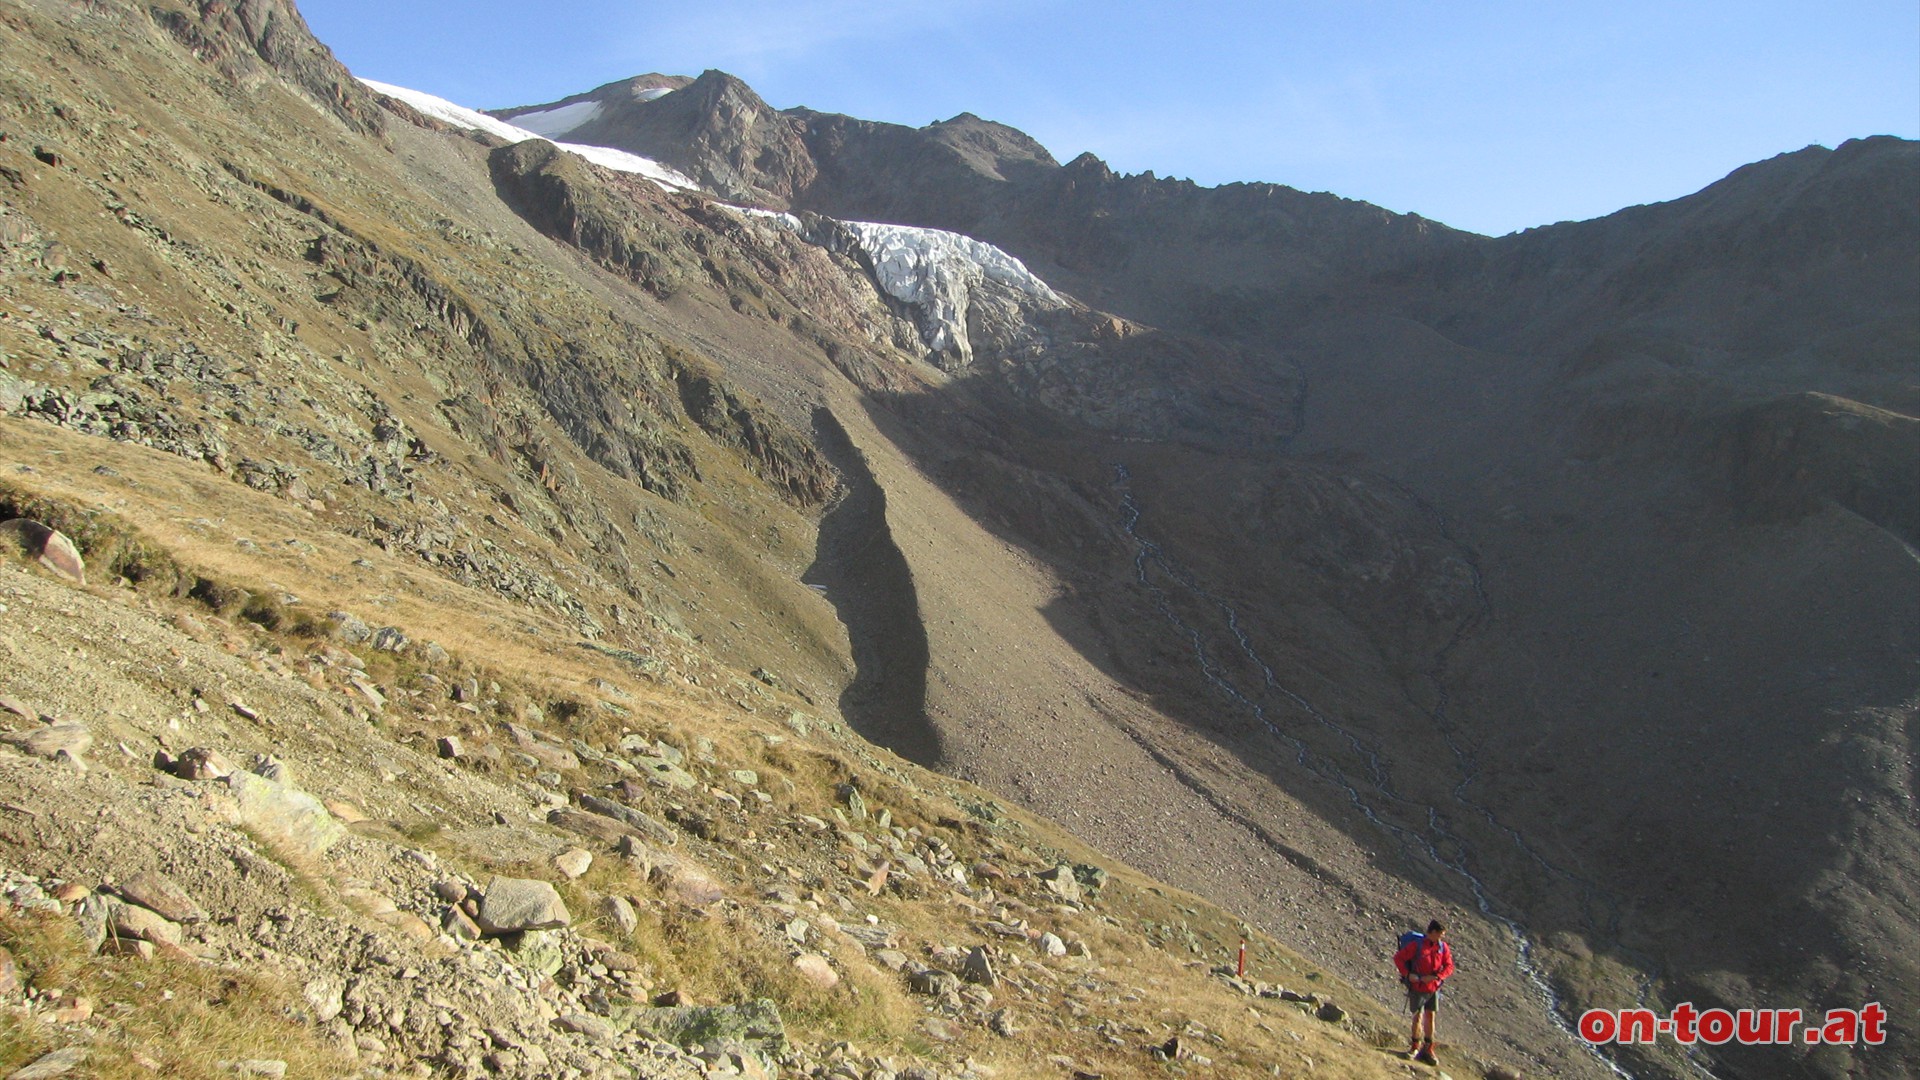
[1394,919,1455,1064]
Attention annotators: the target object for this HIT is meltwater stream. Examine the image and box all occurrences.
[1111,466,1638,1079]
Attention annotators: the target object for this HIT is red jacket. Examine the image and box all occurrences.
[1394,936,1454,993]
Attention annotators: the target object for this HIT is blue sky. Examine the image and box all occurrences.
[299,0,1918,236]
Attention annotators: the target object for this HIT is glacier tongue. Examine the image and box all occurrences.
[842,221,1063,364]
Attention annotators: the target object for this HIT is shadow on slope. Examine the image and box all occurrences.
[803,407,940,768]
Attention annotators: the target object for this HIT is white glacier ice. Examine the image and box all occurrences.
[357,79,699,192]
[503,99,603,138]
[841,221,1063,361]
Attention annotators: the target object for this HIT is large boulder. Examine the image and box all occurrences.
[0,519,84,584]
[576,793,679,846]
[1037,864,1082,903]
[114,871,206,924]
[616,999,786,1064]
[475,876,571,935]
[226,770,345,858]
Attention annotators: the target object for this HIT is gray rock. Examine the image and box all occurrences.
[576,793,678,847]
[0,721,90,762]
[909,968,960,997]
[476,876,570,934]
[227,771,345,858]
[792,953,838,990]
[616,1000,786,1063]
[443,905,483,941]
[839,923,897,951]
[100,937,155,960]
[437,735,463,759]
[370,626,409,652]
[325,611,372,644]
[108,898,182,946]
[962,946,997,986]
[115,870,206,923]
[73,892,112,953]
[169,746,233,780]
[648,856,726,908]
[248,755,293,785]
[9,1046,88,1079]
[1316,1000,1346,1023]
[601,895,638,937]
[302,977,344,1022]
[555,1013,616,1041]
[504,929,565,978]
[0,372,32,418]
[506,724,580,770]
[631,755,696,791]
[547,808,630,845]
[1037,864,1082,903]
[836,783,867,821]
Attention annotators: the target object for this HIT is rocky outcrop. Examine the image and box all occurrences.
[487,140,689,297]
[149,0,385,135]
[669,355,835,506]
[555,70,817,206]
[1721,392,1920,542]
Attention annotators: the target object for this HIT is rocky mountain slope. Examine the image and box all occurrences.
[0,2,1912,1079]
[501,55,1920,1080]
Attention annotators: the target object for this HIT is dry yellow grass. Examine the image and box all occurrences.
[0,909,350,1078]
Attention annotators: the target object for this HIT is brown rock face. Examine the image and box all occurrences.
[148,0,384,135]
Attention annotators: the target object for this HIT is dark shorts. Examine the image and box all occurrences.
[1407,987,1439,1013]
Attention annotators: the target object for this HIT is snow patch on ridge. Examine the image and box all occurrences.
[505,100,603,138]
[717,205,804,232]
[362,79,534,143]
[358,79,699,192]
[633,87,676,103]
[841,221,1063,362]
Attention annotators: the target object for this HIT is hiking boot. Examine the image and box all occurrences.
[1414,1044,1438,1065]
